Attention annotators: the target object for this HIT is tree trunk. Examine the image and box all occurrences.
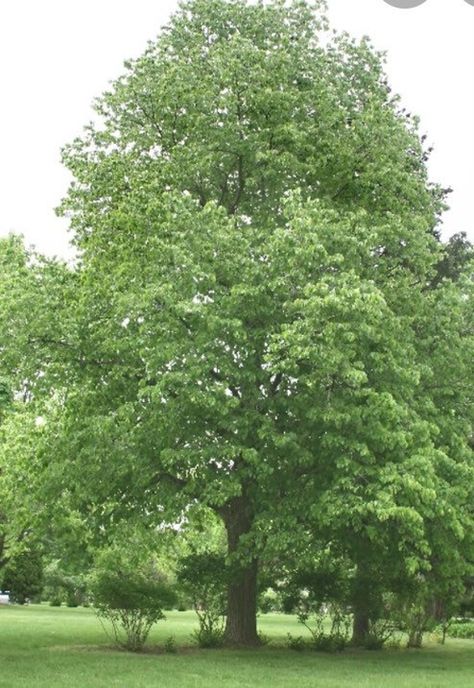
[351,563,371,646]
[352,607,370,646]
[222,495,260,646]
[0,515,7,570]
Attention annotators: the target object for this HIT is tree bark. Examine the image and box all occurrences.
[222,495,260,646]
[352,607,370,646]
[351,563,371,646]
[0,513,7,570]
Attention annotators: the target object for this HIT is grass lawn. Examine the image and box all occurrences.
[0,605,473,688]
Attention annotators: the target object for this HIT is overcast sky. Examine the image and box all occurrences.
[0,0,473,257]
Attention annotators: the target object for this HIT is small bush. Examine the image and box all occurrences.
[287,634,307,651]
[430,628,444,644]
[90,548,177,652]
[296,602,351,653]
[385,637,402,650]
[164,636,177,653]
[192,626,225,648]
[362,618,398,650]
[49,597,63,607]
[448,622,474,639]
[177,552,227,649]
[313,633,347,653]
[391,592,437,649]
[363,635,385,651]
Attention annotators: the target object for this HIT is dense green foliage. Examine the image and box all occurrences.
[42,560,88,607]
[448,621,474,640]
[1,548,43,604]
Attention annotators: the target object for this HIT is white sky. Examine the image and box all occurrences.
[0,0,473,258]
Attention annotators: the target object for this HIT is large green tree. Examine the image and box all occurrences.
[1,0,472,646]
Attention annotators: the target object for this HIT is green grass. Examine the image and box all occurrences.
[0,605,473,687]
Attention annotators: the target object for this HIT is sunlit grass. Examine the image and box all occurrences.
[0,605,473,688]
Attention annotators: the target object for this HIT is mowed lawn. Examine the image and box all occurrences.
[0,605,473,688]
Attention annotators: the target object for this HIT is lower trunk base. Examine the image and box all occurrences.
[224,631,262,647]
[222,495,260,647]
[351,609,370,646]
[224,558,260,647]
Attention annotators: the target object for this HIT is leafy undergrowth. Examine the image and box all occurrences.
[0,605,473,688]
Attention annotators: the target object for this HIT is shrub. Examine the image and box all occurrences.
[363,618,398,650]
[393,598,436,649]
[283,560,351,651]
[90,550,177,652]
[49,597,63,607]
[388,582,466,648]
[177,552,227,648]
[192,626,225,648]
[65,575,88,607]
[363,635,386,651]
[385,637,402,650]
[313,633,347,652]
[447,621,474,639]
[164,635,178,653]
[296,602,351,653]
[287,634,307,651]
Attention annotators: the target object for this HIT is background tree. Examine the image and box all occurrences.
[1,547,43,604]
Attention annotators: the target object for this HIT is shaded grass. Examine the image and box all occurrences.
[0,605,473,688]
